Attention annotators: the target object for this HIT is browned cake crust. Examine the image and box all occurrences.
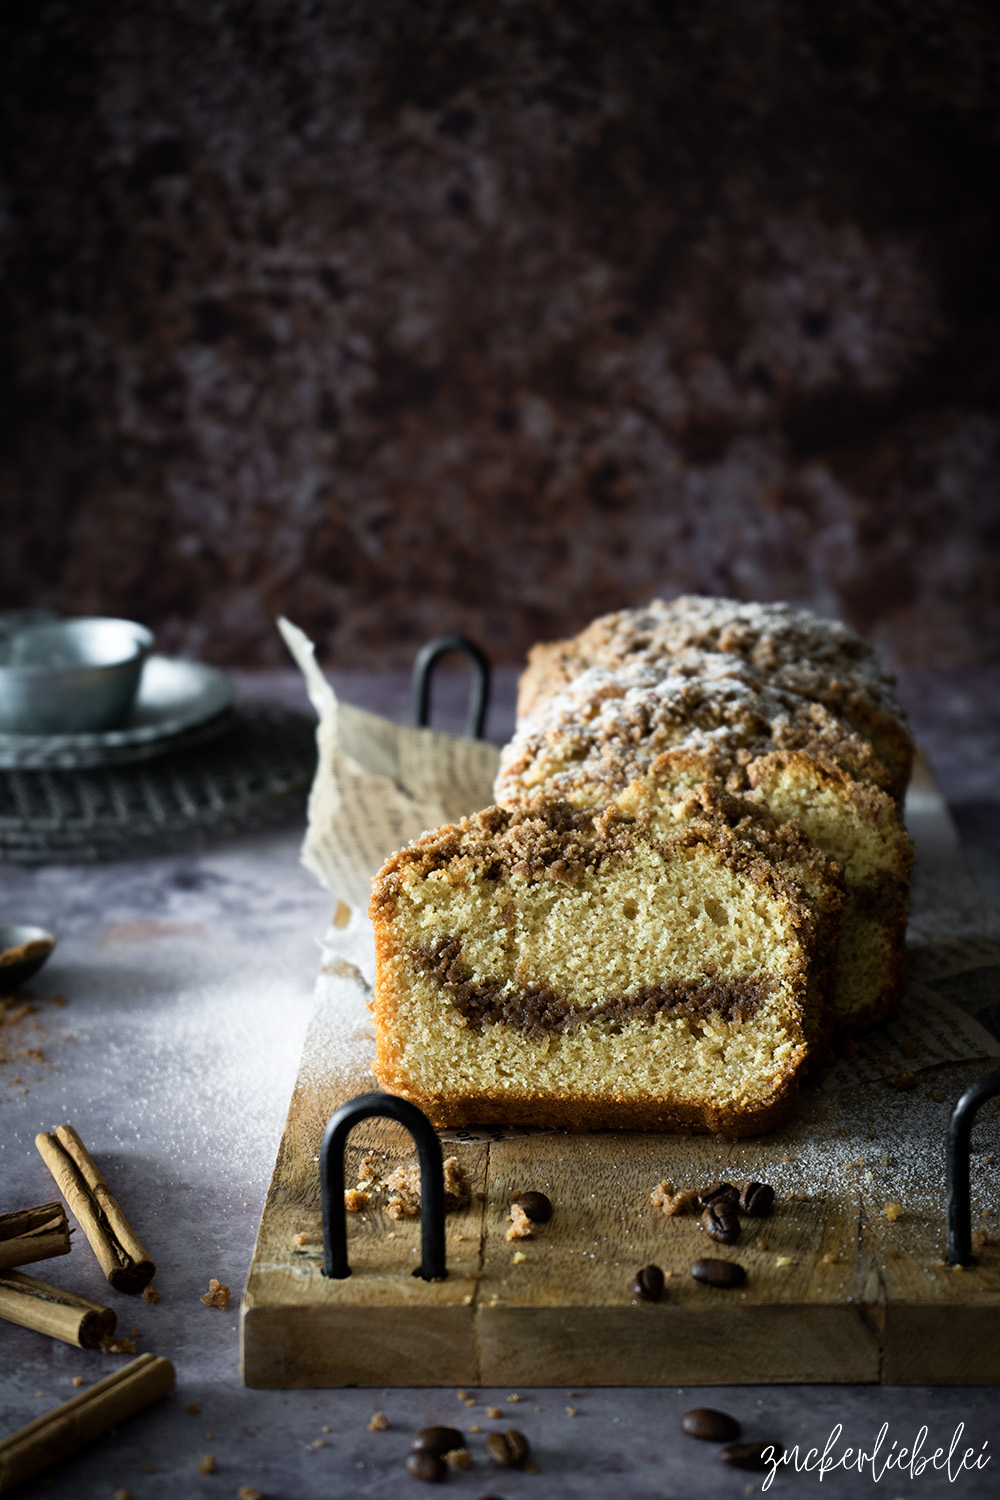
[372,1084,803,1137]
[517,596,913,800]
[370,797,842,1137]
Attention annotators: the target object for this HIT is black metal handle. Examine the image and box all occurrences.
[411,634,491,740]
[946,1069,1000,1265]
[320,1091,447,1281]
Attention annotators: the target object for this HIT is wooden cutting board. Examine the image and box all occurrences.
[241,757,1000,1387]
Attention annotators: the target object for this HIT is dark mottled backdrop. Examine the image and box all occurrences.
[1,0,998,669]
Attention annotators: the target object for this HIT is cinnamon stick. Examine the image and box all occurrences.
[0,1201,71,1271]
[0,1352,174,1494]
[35,1124,155,1293]
[0,1268,116,1349]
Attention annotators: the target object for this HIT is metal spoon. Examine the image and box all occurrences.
[0,924,57,990]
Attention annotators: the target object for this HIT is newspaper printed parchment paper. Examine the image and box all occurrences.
[279,618,499,910]
[281,617,1000,1108]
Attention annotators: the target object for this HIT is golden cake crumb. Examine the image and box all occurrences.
[506,1204,535,1241]
[344,1189,369,1212]
[200,1279,230,1309]
[822,1251,839,1265]
[445,1448,471,1469]
[775,1255,793,1267]
[100,1337,137,1355]
[882,1203,903,1222]
[369,1412,388,1431]
[566,1406,576,1417]
[468,1425,483,1433]
[506,1393,520,1402]
[650,1180,700,1217]
[238,1489,263,1500]
[141,1285,160,1305]
[972,1228,989,1250]
[312,1439,324,1448]
[512,1250,527,1263]
[756,1237,769,1252]
[198,1455,216,1475]
[382,1155,470,1216]
[72,1376,84,1386]
[487,1406,502,1419]
[443,1156,471,1210]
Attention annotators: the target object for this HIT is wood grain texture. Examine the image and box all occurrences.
[241,758,1000,1387]
[242,1033,1000,1386]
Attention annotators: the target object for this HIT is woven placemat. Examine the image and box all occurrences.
[0,702,316,862]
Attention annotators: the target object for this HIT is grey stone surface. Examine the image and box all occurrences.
[1,669,999,1498]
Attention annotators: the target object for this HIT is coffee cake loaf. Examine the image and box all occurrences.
[369,795,844,1136]
[495,660,913,1029]
[517,596,914,802]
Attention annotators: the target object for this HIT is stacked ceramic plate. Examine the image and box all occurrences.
[0,654,235,770]
[0,641,316,861]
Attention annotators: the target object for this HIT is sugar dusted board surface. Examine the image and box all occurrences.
[241,755,1000,1388]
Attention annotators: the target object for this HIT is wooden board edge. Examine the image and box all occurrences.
[476,1299,882,1386]
[883,1303,1000,1385]
[240,1299,479,1388]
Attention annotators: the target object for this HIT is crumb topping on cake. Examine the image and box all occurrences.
[371,792,835,916]
[517,595,914,797]
[498,655,894,809]
[519,596,905,722]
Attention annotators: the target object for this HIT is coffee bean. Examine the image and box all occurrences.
[487,1429,530,1467]
[511,1191,553,1224]
[697,1181,738,1207]
[690,1257,746,1287]
[720,1440,778,1471]
[412,1426,465,1456]
[700,1199,741,1245]
[632,1264,665,1301]
[406,1449,448,1481]
[681,1407,741,1442]
[739,1181,775,1216]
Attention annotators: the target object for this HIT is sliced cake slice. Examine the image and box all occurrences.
[517,596,913,801]
[369,796,843,1137]
[496,661,912,1031]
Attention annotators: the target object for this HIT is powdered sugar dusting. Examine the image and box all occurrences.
[520,595,909,730]
[497,648,889,807]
